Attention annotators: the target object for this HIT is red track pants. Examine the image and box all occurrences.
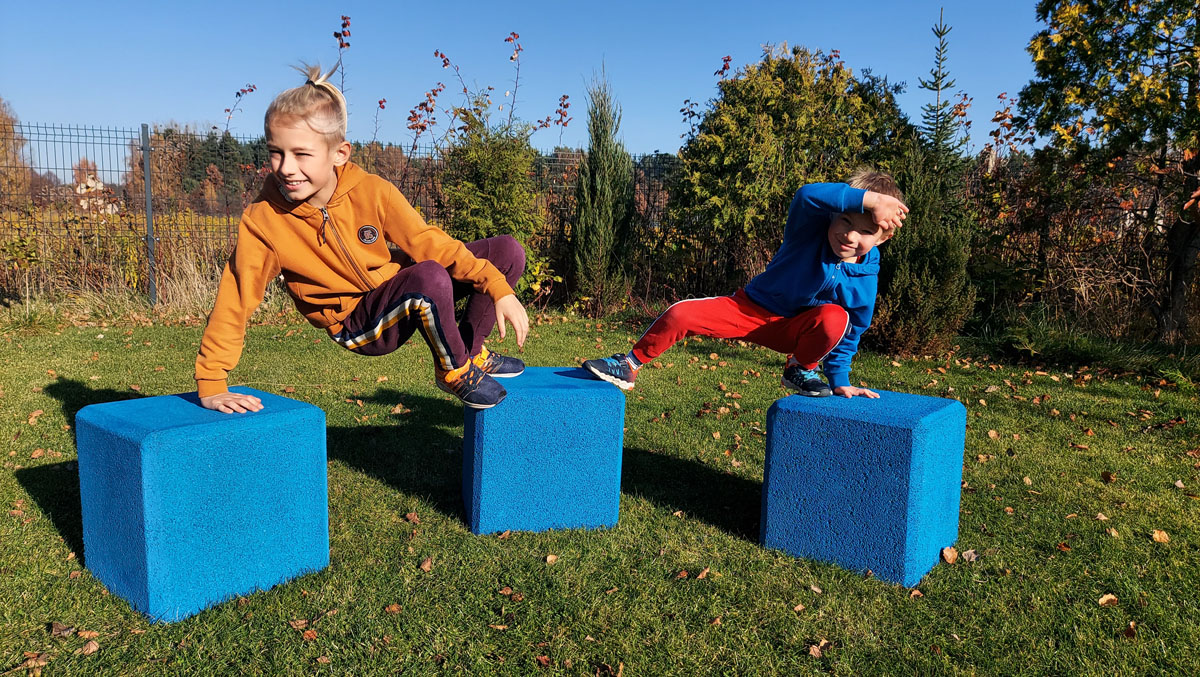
[630,289,849,370]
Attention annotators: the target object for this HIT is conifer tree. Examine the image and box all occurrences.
[572,73,634,314]
[918,9,965,163]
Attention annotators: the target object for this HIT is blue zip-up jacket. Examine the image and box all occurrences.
[742,183,877,389]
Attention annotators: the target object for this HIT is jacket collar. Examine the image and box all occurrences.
[259,161,367,222]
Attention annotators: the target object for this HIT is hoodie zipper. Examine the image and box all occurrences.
[320,207,374,290]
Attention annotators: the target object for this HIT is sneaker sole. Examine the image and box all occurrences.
[585,363,635,391]
[486,367,524,378]
[436,382,506,408]
[781,376,831,398]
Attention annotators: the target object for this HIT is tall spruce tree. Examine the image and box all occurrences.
[870,11,976,354]
[572,73,634,314]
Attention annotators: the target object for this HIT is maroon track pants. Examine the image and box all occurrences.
[331,235,526,370]
[631,289,849,370]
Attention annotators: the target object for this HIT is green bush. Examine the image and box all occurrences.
[666,45,910,296]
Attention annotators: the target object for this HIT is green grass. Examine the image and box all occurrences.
[1,315,1197,675]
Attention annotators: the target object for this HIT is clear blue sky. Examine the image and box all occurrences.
[1,1,1043,155]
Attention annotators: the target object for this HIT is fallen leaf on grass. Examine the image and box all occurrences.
[497,530,511,539]
[987,430,999,439]
[1023,476,1032,485]
[283,386,296,393]
[75,640,99,655]
[544,554,558,565]
[961,549,978,562]
[49,621,75,637]
[1151,530,1170,544]
[808,639,832,658]
[385,604,401,614]
[27,410,43,425]
[1101,471,1116,483]
[793,602,806,612]
[536,655,550,667]
[809,584,823,594]
[675,570,689,579]
[488,624,508,630]
[696,567,710,579]
[1098,593,1119,607]
[419,557,433,572]
[909,589,924,598]
[1056,542,1072,552]
[77,630,99,639]
[1107,528,1120,538]
[405,512,420,524]
[317,656,331,664]
[289,619,308,630]
[1174,480,1186,489]
[709,616,722,626]
[1124,621,1137,638]
[1096,513,1108,521]
[302,629,317,641]
[941,547,958,564]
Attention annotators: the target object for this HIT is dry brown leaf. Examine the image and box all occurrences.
[283,386,296,393]
[76,640,99,655]
[536,655,551,667]
[1174,480,1186,489]
[987,430,999,439]
[1107,528,1120,538]
[405,512,420,524]
[497,530,512,539]
[675,570,689,579]
[50,621,75,637]
[697,567,710,579]
[809,584,823,594]
[909,589,924,598]
[27,409,43,425]
[385,603,401,614]
[1101,471,1116,483]
[302,629,317,641]
[544,554,559,565]
[1098,593,1119,607]
[288,619,308,630]
[499,586,513,596]
[129,384,141,392]
[1023,476,1032,485]
[941,547,958,564]
[793,602,806,612]
[961,549,978,562]
[77,630,99,639]
[488,624,508,630]
[30,449,43,459]
[1056,542,1071,552]
[376,375,388,383]
[709,616,722,626]
[317,656,331,664]
[1151,530,1170,543]
[712,431,721,440]
[419,557,433,572]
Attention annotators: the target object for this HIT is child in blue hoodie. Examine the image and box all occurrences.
[584,169,907,398]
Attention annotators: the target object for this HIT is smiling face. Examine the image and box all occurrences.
[265,115,351,209]
[827,212,887,262]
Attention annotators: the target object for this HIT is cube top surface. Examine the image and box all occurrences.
[76,387,318,438]
[769,389,964,428]
[489,367,625,404]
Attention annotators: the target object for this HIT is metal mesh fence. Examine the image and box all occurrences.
[0,122,677,303]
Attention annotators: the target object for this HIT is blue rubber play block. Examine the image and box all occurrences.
[463,367,625,534]
[760,390,966,586]
[76,387,329,622]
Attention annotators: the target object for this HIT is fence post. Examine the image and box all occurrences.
[140,123,157,305]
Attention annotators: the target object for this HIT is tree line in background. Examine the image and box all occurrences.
[0,1,1197,354]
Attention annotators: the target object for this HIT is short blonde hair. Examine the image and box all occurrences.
[264,63,348,145]
[847,167,903,203]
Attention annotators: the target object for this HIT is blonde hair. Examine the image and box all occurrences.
[847,167,903,203]
[264,63,348,144]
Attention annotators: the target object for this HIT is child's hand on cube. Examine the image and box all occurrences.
[201,392,265,414]
[494,294,529,348]
[832,385,879,399]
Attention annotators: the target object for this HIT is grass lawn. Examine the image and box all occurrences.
[1,314,1197,675]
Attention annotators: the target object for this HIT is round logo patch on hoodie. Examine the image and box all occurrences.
[357,225,379,244]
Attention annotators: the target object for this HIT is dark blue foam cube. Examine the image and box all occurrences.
[463,367,625,534]
[760,390,966,586]
[76,387,329,622]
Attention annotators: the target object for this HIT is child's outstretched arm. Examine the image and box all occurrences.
[494,294,529,348]
[862,191,908,234]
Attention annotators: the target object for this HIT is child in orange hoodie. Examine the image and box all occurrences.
[196,65,528,412]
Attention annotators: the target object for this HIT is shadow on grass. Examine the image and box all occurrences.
[17,379,148,565]
[621,446,762,541]
[328,388,468,523]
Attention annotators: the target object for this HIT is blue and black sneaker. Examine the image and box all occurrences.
[782,364,832,397]
[471,345,525,378]
[437,362,507,409]
[583,353,639,391]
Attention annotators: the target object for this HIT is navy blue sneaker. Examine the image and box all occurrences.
[782,364,832,397]
[437,362,507,408]
[583,353,639,390]
[471,345,524,378]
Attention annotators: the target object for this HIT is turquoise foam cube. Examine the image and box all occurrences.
[76,387,329,622]
[760,390,966,586]
[463,367,625,534]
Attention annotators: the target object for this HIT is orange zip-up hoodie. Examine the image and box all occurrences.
[195,162,514,398]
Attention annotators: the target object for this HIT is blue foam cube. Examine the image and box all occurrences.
[760,390,966,586]
[463,367,625,534]
[76,387,329,622]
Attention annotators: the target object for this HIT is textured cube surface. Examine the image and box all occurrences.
[76,387,329,622]
[760,390,966,586]
[463,367,625,534]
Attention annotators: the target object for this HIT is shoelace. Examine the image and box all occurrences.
[603,354,628,370]
[445,365,485,395]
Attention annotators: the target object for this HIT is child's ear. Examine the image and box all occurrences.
[332,140,352,166]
